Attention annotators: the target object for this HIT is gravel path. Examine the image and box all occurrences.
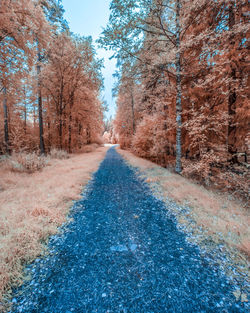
[11,147,248,312]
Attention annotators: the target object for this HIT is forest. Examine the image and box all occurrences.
[0,0,104,156]
[101,0,249,199]
[0,0,249,311]
[1,0,249,199]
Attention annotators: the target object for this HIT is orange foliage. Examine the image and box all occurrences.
[0,1,104,155]
[110,0,249,197]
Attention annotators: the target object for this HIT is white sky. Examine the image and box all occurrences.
[62,0,117,119]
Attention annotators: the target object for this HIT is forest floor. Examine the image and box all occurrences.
[8,147,249,312]
[0,145,108,310]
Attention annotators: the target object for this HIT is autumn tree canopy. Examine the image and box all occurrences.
[99,0,249,189]
[0,0,104,154]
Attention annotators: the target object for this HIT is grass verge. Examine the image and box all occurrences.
[0,146,108,309]
[118,148,249,294]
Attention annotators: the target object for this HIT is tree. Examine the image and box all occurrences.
[0,1,104,155]
[104,0,249,191]
[41,33,104,152]
[99,0,209,173]
[0,0,51,154]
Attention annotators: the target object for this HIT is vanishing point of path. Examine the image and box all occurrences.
[11,148,248,312]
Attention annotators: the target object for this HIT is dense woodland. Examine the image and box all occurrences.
[0,0,249,198]
[0,0,104,155]
[0,1,249,310]
[100,0,249,198]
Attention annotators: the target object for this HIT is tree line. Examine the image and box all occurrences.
[99,0,249,182]
[0,0,104,155]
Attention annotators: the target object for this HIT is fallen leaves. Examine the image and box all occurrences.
[233,290,248,302]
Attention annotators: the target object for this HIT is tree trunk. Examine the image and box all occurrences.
[58,80,64,150]
[59,112,63,149]
[131,90,135,134]
[24,103,27,135]
[37,46,45,154]
[86,126,91,144]
[33,105,36,126]
[68,107,72,153]
[78,121,82,149]
[47,97,51,151]
[175,0,182,174]
[3,87,10,154]
[48,120,51,150]
[228,3,237,163]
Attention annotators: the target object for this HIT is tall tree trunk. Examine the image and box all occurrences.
[58,106,63,149]
[58,80,64,150]
[33,105,36,126]
[86,125,91,144]
[228,3,237,163]
[68,104,72,153]
[175,0,182,173]
[24,103,27,135]
[77,120,82,149]
[37,46,45,154]
[59,112,63,149]
[3,87,10,154]
[63,109,67,148]
[48,120,51,150]
[47,97,51,151]
[130,89,135,134]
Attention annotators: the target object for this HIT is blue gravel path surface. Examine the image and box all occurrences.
[11,147,248,312]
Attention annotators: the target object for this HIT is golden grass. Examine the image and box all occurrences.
[0,146,108,306]
[118,148,250,257]
[3,152,48,173]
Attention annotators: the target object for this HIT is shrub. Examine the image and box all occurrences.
[119,136,132,150]
[5,152,48,173]
[131,115,156,158]
[91,136,104,145]
[81,144,97,153]
[49,149,69,160]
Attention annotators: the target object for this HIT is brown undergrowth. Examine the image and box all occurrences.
[0,146,108,307]
[182,159,249,202]
[118,148,250,261]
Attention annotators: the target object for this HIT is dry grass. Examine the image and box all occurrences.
[0,146,108,306]
[3,152,48,173]
[118,148,250,258]
[49,149,69,160]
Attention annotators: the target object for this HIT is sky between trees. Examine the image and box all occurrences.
[62,0,117,119]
